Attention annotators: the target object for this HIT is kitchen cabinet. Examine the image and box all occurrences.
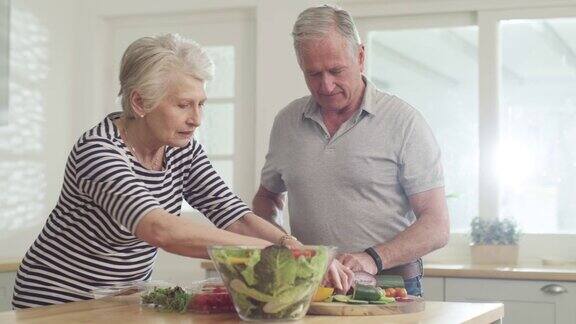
[0,271,15,312]
[422,277,445,301]
[442,278,576,324]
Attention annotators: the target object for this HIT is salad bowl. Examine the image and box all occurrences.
[208,245,335,321]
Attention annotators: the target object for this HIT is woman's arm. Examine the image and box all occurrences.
[226,212,289,244]
[135,208,272,258]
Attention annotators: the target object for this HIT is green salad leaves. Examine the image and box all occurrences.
[211,245,330,320]
[141,286,191,313]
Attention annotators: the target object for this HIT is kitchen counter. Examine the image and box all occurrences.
[0,293,504,324]
[201,261,576,281]
[0,259,19,273]
[3,259,576,281]
[424,262,576,281]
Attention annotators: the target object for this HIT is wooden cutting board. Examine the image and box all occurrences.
[307,297,425,316]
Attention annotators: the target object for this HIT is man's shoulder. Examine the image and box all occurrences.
[275,95,313,121]
[373,91,420,120]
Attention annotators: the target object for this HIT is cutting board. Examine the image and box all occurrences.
[307,296,425,316]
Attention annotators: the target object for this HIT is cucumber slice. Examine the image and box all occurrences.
[346,299,369,304]
[332,294,349,303]
[369,299,393,304]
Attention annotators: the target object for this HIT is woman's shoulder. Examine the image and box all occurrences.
[74,112,124,151]
[166,138,200,164]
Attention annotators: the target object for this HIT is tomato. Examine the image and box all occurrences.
[291,249,316,259]
[384,288,396,297]
[395,288,407,298]
[189,292,235,313]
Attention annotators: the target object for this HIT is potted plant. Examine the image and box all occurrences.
[469,216,520,265]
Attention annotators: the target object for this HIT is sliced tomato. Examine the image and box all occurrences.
[189,292,235,313]
[291,249,316,259]
[384,287,397,297]
[395,288,407,298]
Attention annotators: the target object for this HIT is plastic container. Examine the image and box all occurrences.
[94,278,236,314]
[187,279,235,314]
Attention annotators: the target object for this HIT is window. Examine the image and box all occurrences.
[192,46,236,191]
[499,17,576,233]
[359,14,479,232]
[0,6,48,234]
[0,0,8,125]
[358,8,576,234]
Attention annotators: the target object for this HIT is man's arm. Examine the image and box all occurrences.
[338,187,450,274]
[252,185,286,226]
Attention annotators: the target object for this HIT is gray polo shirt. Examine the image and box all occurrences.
[261,79,444,253]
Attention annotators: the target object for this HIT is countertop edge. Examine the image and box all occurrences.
[201,261,576,282]
[0,260,20,273]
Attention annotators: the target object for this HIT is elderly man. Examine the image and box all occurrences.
[252,5,449,297]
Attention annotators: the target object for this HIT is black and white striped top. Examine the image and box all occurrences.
[12,112,250,309]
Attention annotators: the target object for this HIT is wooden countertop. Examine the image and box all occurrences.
[0,294,504,324]
[201,261,576,281]
[0,259,19,273]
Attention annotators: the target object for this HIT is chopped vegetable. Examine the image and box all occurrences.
[346,299,369,304]
[375,275,405,288]
[353,284,384,301]
[312,286,335,302]
[141,286,192,313]
[210,245,331,320]
[141,284,235,314]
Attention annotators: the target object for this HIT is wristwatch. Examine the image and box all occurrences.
[364,246,383,273]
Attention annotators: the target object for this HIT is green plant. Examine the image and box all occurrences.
[470,216,520,245]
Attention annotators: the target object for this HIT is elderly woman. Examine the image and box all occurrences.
[11,34,352,309]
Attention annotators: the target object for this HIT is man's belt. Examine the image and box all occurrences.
[378,258,423,279]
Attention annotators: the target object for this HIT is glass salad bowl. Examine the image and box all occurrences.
[207,245,335,321]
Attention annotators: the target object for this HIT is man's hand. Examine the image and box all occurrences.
[337,252,378,275]
[322,259,355,294]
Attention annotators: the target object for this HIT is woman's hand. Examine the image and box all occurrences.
[322,259,355,294]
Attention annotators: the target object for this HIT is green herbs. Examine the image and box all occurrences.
[470,217,521,245]
[211,245,331,320]
[141,286,192,313]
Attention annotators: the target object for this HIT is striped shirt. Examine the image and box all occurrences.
[12,112,250,309]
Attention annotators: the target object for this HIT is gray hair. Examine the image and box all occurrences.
[118,33,214,118]
[292,5,361,59]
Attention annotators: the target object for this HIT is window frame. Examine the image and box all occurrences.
[355,5,576,260]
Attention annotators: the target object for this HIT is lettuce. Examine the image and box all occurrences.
[213,245,330,320]
[254,246,298,295]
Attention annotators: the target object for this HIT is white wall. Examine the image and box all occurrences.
[3,0,576,283]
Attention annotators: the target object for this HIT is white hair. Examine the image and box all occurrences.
[292,5,361,59]
[118,33,214,118]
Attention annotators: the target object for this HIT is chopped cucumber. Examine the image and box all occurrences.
[375,275,405,288]
[332,294,350,303]
[353,284,383,301]
[346,299,369,304]
[369,299,393,304]
[229,279,274,302]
